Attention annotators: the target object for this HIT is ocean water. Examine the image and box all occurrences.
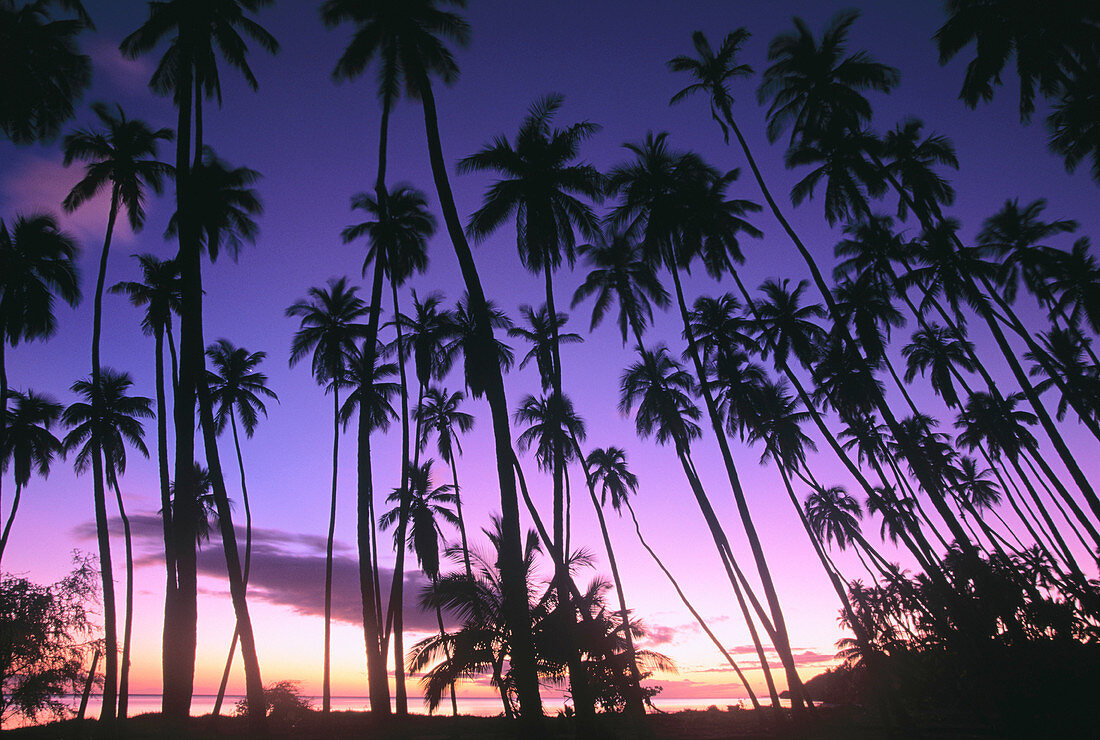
[9,693,764,728]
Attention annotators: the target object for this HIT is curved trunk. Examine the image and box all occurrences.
[110,477,134,719]
[572,437,647,721]
[77,647,100,722]
[323,388,340,714]
[92,187,121,726]
[449,455,473,580]
[430,574,459,717]
[0,481,23,569]
[416,69,543,728]
[669,264,806,713]
[623,498,760,709]
[212,412,254,716]
[357,379,390,715]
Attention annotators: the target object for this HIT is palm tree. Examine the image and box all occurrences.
[902,325,976,410]
[585,446,760,709]
[417,387,474,578]
[120,2,277,723]
[880,118,958,222]
[571,226,669,346]
[205,340,277,716]
[342,182,434,714]
[339,339,399,714]
[0,0,91,144]
[508,305,582,392]
[61,103,170,721]
[381,460,460,715]
[324,0,544,721]
[0,390,62,567]
[619,344,784,711]
[287,277,368,714]
[109,255,180,591]
[61,369,152,719]
[0,214,80,569]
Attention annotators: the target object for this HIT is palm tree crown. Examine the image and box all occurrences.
[206,339,278,437]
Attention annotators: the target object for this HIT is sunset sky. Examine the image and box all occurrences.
[2,0,1098,710]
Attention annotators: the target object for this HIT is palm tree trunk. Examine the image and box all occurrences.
[154,326,176,598]
[92,187,121,726]
[415,68,544,727]
[0,480,22,568]
[622,498,760,709]
[388,280,411,717]
[212,412,254,716]
[164,43,197,723]
[430,574,459,717]
[449,454,473,580]
[77,646,100,721]
[0,340,7,569]
[110,477,134,719]
[323,388,339,714]
[668,264,807,713]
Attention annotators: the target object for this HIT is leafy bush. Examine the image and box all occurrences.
[235,680,313,723]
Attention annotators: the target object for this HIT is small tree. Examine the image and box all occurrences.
[235,680,313,724]
[0,553,99,726]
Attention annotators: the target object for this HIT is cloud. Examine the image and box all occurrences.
[75,511,443,631]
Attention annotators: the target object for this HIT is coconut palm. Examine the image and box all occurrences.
[571,226,669,346]
[448,295,514,398]
[287,277,369,714]
[339,340,399,713]
[323,0,544,719]
[341,182,435,714]
[205,340,277,716]
[1026,328,1100,425]
[880,118,958,222]
[619,344,784,711]
[381,460,459,715]
[1047,237,1100,335]
[109,255,180,592]
[1046,67,1100,184]
[0,390,62,567]
[417,387,474,578]
[0,0,91,144]
[61,369,152,719]
[902,325,976,409]
[121,2,277,721]
[0,214,80,563]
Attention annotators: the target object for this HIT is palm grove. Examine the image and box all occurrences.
[2,0,1100,735]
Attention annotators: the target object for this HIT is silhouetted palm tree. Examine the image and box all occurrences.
[0,390,62,567]
[110,254,180,592]
[0,0,91,144]
[62,369,151,719]
[121,2,277,721]
[205,339,277,716]
[382,459,459,715]
[571,226,668,346]
[339,340,399,714]
[287,277,368,714]
[417,387,474,578]
[0,214,80,573]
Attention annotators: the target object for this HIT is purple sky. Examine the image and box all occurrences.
[2,0,1098,704]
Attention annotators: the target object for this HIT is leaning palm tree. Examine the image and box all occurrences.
[287,277,368,714]
[109,254,180,590]
[61,103,170,722]
[205,339,277,716]
[381,460,460,716]
[323,0,545,721]
[619,344,784,712]
[0,390,63,567]
[0,213,80,570]
[120,2,277,724]
[0,0,91,144]
[61,369,152,719]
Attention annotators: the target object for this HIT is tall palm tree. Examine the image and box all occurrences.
[205,339,277,716]
[619,344,784,712]
[109,255,180,591]
[381,460,460,715]
[339,339,399,714]
[324,0,544,721]
[0,214,80,571]
[460,93,603,723]
[0,0,91,144]
[0,390,62,567]
[61,103,170,722]
[61,369,152,719]
[287,277,368,714]
[417,387,474,578]
[120,2,277,723]
[342,182,434,714]
[609,135,810,712]
[571,226,669,346]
